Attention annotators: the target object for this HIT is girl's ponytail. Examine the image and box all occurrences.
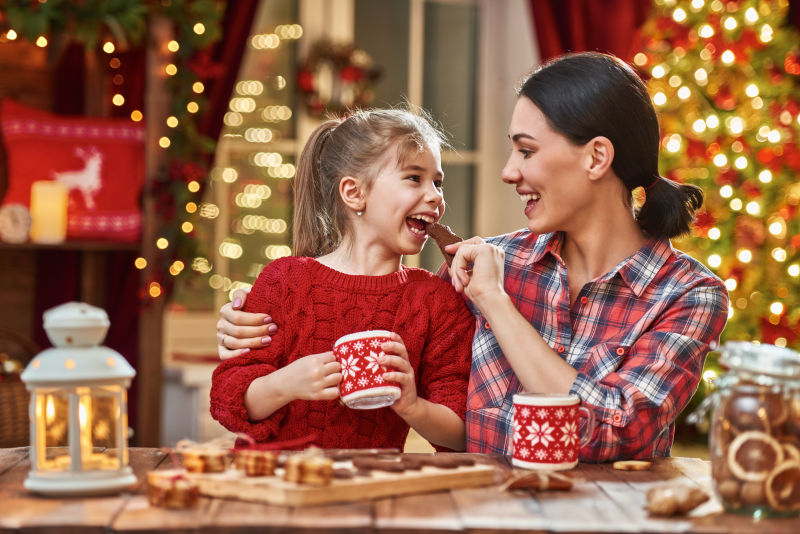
[635,176,704,239]
[293,120,341,257]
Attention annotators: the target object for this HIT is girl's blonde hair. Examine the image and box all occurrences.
[293,108,447,257]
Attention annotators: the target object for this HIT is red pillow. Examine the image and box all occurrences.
[0,99,145,242]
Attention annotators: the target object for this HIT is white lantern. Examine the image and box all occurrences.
[21,302,137,495]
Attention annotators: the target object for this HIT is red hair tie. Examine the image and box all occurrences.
[645,176,661,190]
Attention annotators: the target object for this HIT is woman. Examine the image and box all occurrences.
[216,52,728,462]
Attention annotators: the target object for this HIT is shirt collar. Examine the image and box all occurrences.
[532,232,672,297]
[611,237,673,296]
[531,231,562,265]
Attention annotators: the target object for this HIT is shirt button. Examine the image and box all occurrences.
[580,296,589,304]
[484,322,491,330]
[615,347,625,356]
[557,346,565,354]
[612,413,622,423]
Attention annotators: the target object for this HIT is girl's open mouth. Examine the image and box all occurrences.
[406,215,434,238]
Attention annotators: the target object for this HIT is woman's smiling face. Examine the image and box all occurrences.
[501,96,593,235]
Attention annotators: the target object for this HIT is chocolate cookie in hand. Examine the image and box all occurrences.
[427,222,463,266]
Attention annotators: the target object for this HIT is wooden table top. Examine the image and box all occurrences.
[1,447,798,533]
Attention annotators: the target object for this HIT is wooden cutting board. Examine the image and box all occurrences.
[188,461,499,506]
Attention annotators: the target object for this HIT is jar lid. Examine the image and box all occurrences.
[719,341,800,380]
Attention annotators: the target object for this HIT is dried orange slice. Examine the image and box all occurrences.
[781,442,800,462]
[723,391,770,434]
[765,460,800,512]
[727,431,784,482]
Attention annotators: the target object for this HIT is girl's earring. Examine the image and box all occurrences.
[356,210,363,216]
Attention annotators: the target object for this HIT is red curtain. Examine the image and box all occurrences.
[530,0,800,62]
[529,0,652,62]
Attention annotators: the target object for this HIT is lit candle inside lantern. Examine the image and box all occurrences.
[30,180,67,243]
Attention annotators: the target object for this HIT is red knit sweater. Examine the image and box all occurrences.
[210,256,475,450]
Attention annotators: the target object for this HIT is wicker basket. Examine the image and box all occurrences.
[0,328,39,448]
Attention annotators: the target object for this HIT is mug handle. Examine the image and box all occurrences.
[578,405,597,447]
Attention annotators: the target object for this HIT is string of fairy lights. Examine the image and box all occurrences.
[636,0,800,373]
[197,22,303,302]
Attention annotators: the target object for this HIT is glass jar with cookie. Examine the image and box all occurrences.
[707,342,800,517]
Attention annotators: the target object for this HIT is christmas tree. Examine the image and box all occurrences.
[637,0,800,356]
[635,0,800,439]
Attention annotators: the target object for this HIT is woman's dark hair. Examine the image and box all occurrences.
[517,52,702,239]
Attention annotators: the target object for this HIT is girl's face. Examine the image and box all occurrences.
[360,144,444,257]
[502,97,594,235]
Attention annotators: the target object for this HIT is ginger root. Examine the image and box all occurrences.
[645,483,709,516]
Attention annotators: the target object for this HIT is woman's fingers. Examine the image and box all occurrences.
[218,346,250,360]
[219,308,272,328]
[230,288,250,309]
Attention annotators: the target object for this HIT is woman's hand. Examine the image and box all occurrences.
[445,237,507,307]
[280,351,342,401]
[217,288,278,359]
[379,334,419,417]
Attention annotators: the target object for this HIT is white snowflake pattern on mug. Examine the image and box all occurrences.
[525,421,555,447]
[365,351,383,373]
[353,341,364,351]
[519,446,530,458]
[340,355,361,379]
[536,408,548,419]
[513,420,524,443]
[559,421,578,448]
[535,449,548,461]
[369,339,383,348]
[554,408,565,420]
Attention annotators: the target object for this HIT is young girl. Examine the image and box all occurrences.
[210,109,475,451]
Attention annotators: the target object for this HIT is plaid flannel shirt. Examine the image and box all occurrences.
[461,230,728,462]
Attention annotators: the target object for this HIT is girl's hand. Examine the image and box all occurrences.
[217,288,278,360]
[446,237,507,306]
[379,334,419,417]
[281,351,342,401]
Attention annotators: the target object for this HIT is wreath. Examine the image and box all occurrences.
[297,40,382,117]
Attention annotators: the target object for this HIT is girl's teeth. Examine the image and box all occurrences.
[520,193,540,202]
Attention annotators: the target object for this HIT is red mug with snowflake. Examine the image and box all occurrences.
[333,330,402,410]
[512,393,596,470]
